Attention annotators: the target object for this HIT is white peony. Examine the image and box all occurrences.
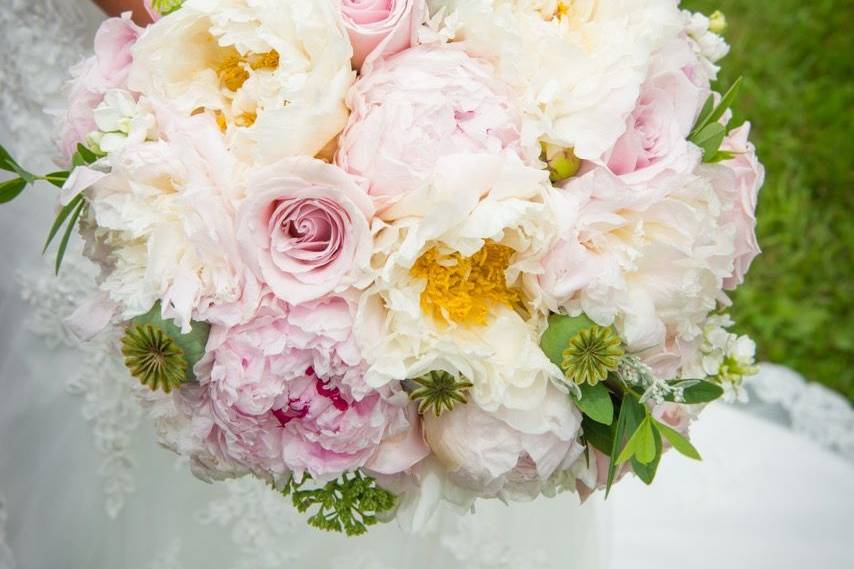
[128,0,354,164]
[682,10,730,80]
[356,152,562,415]
[82,98,255,331]
[541,165,737,353]
[428,0,683,159]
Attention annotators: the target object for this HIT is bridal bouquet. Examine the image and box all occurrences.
[0,0,763,536]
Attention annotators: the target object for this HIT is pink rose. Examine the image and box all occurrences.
[341,0,426,71]
[422,388,582,500]
[336,44,527,215]
[58,14,143,163]
[718,123,763,289]
[182,295,420,480]
[603,39,709,186]
[236,158,373,305]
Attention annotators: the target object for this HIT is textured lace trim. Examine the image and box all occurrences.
[19,253,141,518]
[0,496,14,569]
[0,0,92,163]
[196,478,300,569]
[441,514,553,569]
[148,540,183,569]
[747,363,854,462]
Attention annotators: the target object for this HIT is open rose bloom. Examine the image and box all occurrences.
[11,0,764,536]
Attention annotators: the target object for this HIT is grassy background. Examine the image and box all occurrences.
[683,0,853,399]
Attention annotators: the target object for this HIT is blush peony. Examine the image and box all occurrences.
[422,386,582,500]
[57,14,143,163]
[236,157,374,305]
[337,44,529,215]
[181,295,423,481]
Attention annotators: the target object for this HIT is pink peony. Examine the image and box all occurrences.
[236,158,373,305]
[602,39,708,186]
[57,14,143,163]
[336,44,527,215]
[182,295,423,480]
[422,388,582,500]
[341,0,426,71]
[717,123,764,289]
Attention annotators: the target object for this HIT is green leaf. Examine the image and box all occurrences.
[43,194,83,255]
[0,144,19,172]
[130,301,211,382]
[630,426,662,485]
[605,397,630,497]
[42,171,70,189]
[693,95,715,134]
[616,416,656,465]
[75,143,98,164]
[573,382,615,425]
[690,77,743,138]
[692,122,727,160]
[54,198,85,274]
[707,150,740,163]
[665,380,725,404]
[705,76,744,129]
[581,415,614,454]
[0,178,26,204]
[654,420,702,460]
[540,313,597,367]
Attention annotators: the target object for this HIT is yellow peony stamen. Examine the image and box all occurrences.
[234,112,257,128]
[213,110,228,132]
[411,241,519,327]
[218,49,250,91]
[248,50,280,71]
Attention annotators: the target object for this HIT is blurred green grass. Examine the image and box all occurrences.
[684,0,854,399]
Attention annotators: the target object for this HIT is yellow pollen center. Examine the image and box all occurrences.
[217,48,279,92]
[411,241,519,327]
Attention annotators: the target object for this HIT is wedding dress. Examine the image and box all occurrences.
[0,2,852,569]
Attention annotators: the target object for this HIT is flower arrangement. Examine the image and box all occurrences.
[0,0,762,536]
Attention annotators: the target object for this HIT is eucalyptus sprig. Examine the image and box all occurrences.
[281,471,397,537]
[689,76,744,163]
[1,143,100,273]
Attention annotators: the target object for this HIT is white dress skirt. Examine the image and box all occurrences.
[0,2,851,568]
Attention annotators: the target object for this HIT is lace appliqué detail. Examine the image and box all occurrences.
[747,363,854,462]
[19,253,141,518]
[148,540,183,569]
[195,477,299,569]
[0,496,15,569]
[441,514,553,569]
[0,0,94,164]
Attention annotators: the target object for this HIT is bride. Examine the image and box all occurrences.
[0,1,851,568]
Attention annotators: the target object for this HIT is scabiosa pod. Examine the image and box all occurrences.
[561,325,625,386]
[408,370,475,417]
[120,302,210,392]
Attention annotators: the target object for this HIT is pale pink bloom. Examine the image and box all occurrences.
[182,295,418,480]
[717,123,764,289]
[57,14,143,163]
[575,448,631,501]
[236,158,374,305]
[340,0,426,71]
[422,388,582,501]
[602,39,708,187]
[336,44,527,215]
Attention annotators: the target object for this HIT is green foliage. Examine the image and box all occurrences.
[684,0,854,399]
[540,313,597,367]
[151,0,184,16]
[281,471,397,537]
[573,382,614,425]
[689,77,743,161]
[1,143,100,274]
